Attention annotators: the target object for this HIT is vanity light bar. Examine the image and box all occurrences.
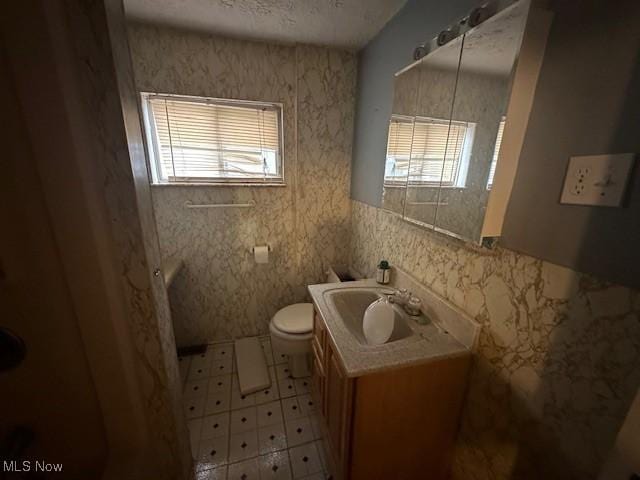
[401,0,522,75]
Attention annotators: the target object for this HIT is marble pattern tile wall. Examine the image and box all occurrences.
[128,24,355,345]
[295,45,355,287]
[350,199,640,479]
[65,1,191,478]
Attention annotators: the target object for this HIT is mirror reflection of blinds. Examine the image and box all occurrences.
[410,118,468,186]
[487,118,505,189]
[385,115,415,182]
[386,116,415,157]
[144,94,283,183]
[384,116,470,187]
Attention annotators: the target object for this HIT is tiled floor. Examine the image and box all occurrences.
[178,336,331,480]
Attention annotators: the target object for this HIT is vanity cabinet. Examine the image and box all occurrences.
[324,340,353,470]
[311,307,471,480]
[312,309,354,468]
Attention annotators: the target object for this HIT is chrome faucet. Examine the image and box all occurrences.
[388,288,410,306]
[404,296,422,316]
[388,289,422,316]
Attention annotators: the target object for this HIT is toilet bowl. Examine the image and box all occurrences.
[269,303,313,378]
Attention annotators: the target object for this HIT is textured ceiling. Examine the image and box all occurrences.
[123,0,408,49]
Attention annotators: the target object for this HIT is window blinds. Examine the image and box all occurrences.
[487,119,505,189]
[410,118,469,185]
[384,115,471,186]
[142,94,283,183]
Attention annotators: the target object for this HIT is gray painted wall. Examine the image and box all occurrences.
[502,0,640,289]
[353,0,640,288]
[350,0,479,206]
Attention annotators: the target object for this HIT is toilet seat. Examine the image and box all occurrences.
[269,303,314,378]
[269,321,313,342]
[272,303,313,334]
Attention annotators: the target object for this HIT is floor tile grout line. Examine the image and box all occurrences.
[264,339,294,478]
[274,351,299,478]
[185,337,329,478]
[224,344,234,475]
[217,437,322,471]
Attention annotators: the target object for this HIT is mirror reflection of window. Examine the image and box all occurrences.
[487,117,506,190]
[408,117,475,187]
[384,115,414,185]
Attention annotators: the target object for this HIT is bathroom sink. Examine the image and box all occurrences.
[309,277,478,377]
[323,288,414,346]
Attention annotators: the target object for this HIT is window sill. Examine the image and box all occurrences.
[150,182,287,188]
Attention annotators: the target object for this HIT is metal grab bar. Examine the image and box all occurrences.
[184,201,255,209]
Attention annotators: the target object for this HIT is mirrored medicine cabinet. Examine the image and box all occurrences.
[381,0,552,245]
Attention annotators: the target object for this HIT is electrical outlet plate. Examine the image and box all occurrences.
[560,153,635,207]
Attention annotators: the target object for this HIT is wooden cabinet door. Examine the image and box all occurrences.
[311,341,326,416]
[311,309,327,416]
[313,311,326,361]
[325,342,352,472]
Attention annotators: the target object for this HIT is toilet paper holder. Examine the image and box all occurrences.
[250,245,271,254]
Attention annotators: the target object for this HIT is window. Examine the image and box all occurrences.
[384,115,475,187]
[487,118,505,190]
[141,93,284,184]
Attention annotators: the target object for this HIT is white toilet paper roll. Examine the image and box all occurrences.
[254,245,269,264]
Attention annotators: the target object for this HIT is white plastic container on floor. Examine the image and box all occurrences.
[234,336,271,395]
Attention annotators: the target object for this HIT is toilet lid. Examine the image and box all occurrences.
[273,303,314,334]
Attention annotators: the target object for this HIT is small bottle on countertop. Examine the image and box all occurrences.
[376,260,391,284]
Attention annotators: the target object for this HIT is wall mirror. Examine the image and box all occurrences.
[405,34,465,229]
[381,64,420,214]
[382,0,536,244]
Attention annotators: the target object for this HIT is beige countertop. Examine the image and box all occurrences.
[308,274,479,378]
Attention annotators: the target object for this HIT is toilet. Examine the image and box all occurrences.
[269,303,314,378]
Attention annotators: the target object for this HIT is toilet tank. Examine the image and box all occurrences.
[326,266,358,284]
